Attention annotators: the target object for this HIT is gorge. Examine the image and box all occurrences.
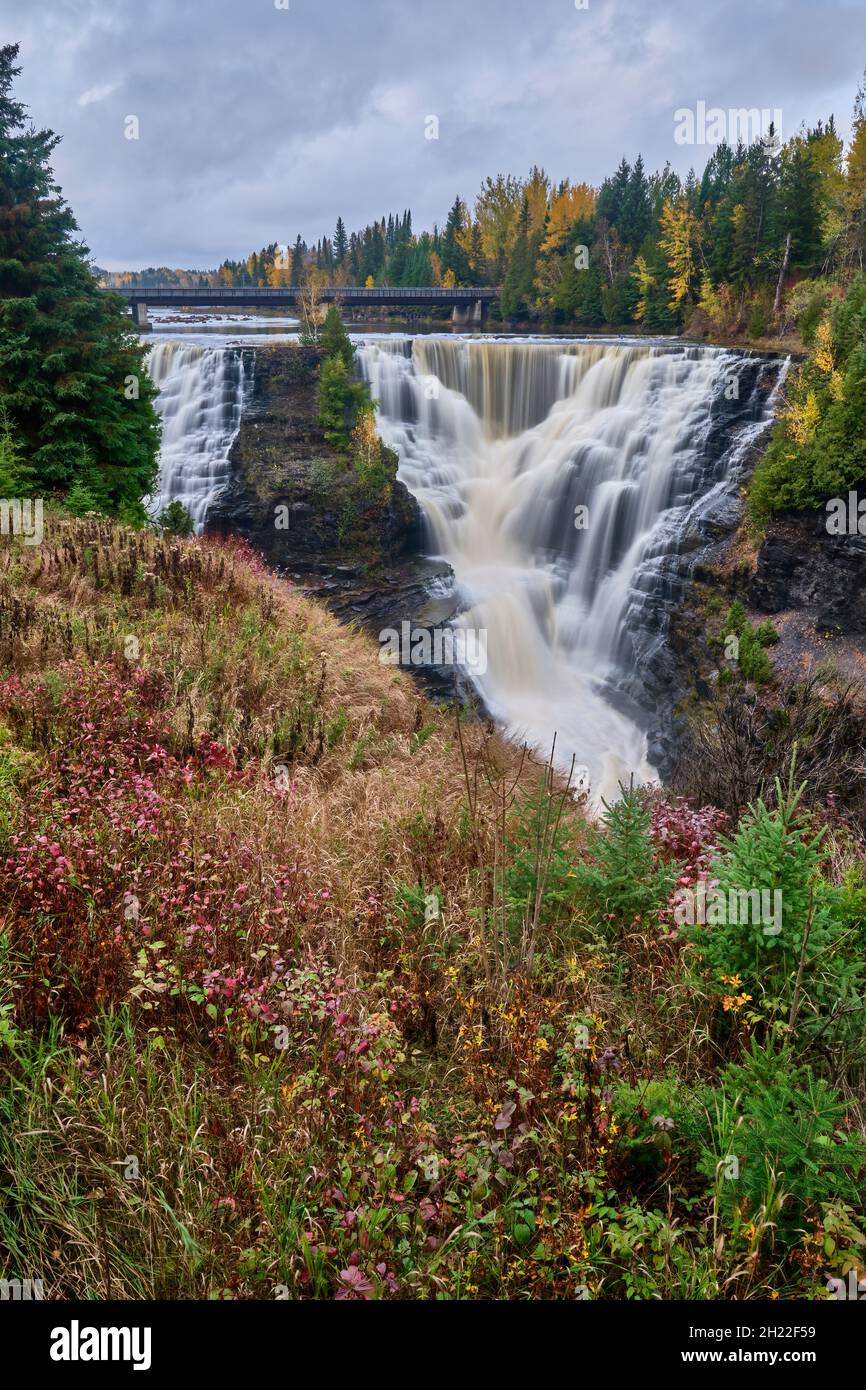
[146,331,787,802]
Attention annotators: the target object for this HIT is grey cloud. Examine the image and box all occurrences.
[5,0,863,268]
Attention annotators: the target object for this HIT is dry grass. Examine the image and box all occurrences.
[1,514,863,1302]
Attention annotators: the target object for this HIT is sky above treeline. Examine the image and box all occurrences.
[5,0,865,270]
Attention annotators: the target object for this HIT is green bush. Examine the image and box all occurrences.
[721,604,777,684]
[738,627,774,682]
[698,1041,866,1242]
[683,780,863,1026]
[783,277,833,343]
[750,275,866,522]
[746,297,770,339]
[157,500,194,536]
[0,409,35,497]
[64,480,99,517]
[502,778,581,947]
[319,306,355,370]
[317,354,368,451]
[573,783,676,934]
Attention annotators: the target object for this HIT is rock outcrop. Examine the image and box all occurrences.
[749,513,866,636]
[206,344,422,571]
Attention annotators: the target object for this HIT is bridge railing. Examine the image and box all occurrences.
[108,285,498,301]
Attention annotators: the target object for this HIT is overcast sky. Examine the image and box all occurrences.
[4,0,864,270]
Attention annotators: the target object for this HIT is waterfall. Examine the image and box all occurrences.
[146,343,250,530]
[358,336,785,803]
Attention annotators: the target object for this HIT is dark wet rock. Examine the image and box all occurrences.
[621,354,787,777]
[206,344,423,571]
[749,513,866,636]
[205,343,479,707]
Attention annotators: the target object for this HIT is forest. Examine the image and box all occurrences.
[103,82,866,344]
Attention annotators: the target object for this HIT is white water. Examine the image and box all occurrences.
[358,337,783,803]
[146,342,248,529]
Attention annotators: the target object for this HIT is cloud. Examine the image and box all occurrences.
[6,0,864,269]
[77,81,120,107]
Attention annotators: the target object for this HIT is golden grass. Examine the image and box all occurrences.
[0,512,575,992]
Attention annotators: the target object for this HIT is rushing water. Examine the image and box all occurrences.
[145,342,250,528]
[357,337,786,802]
[143,320,785,801]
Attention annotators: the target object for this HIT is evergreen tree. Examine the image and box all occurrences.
[441,196,471,283]
[596,157,632,235]
[0,44,159,515]
[320,305,354,369]
[620,154,651,250]
[290,235,305,286]
[334,216,348,267]
[500,195,536,317]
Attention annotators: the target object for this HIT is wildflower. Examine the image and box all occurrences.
[335,1266,375,1300]
[594,1048,621,1075]
[651,1115,674,1131]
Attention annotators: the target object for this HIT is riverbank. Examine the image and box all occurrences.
[3,512,864,1300]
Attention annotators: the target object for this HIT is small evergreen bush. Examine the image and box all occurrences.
[573,783,676,934]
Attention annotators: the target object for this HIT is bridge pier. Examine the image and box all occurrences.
[451,299,487,327]
[132,301,150,331]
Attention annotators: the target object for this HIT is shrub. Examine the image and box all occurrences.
[317,354,368,451]
[573,783,676,934]
[64,480,100,517]
[307,455,344,501]
[699,1042,866,1243]
[746,296,770,339]
[673,677,866,824]
[319,306,355,370]
[682,779,863,1027]
[157,500,194,536]
[0,409,35,497]
[750,275,866,522]
[783,277,833,344]
[719,605,777,684]
[502,776,581,948]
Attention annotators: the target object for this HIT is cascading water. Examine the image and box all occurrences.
[146,343,250,529]
[358,336,786,803]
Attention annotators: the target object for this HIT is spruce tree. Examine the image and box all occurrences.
[0,44,159,516]
[290,235,305,286]
[333,217,348,267]
[442,197,471,283]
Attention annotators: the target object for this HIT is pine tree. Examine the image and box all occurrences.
[596,157,632,236]
[320,305,354,370]
[0,44,159,515]
[442,197,471,283]
[334,216,348,267]
[500,195,535,317]
[620,154,651,250]
[290,235,305,286]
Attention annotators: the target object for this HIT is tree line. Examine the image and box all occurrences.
[103,78,866,342]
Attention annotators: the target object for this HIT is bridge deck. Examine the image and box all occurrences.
[106,285,498,307]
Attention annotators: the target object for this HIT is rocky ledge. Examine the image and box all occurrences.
[206,344,422,570]
[206,344,477,702]
[748,512,866,637]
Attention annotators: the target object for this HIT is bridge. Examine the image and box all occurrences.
[108,284,499,329]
